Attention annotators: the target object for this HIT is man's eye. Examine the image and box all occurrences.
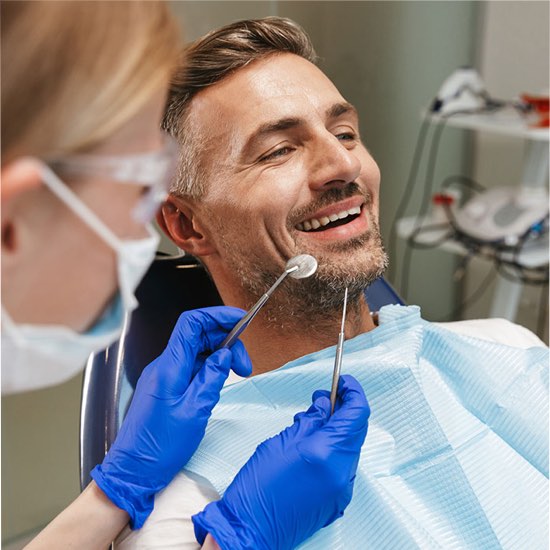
[336,132,357,142]
[260,146,294,162]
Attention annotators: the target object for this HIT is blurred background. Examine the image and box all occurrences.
[3,1,548,547]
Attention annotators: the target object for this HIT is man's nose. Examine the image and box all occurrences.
[308,133,361,191]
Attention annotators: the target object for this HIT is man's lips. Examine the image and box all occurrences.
[294,197,368,239]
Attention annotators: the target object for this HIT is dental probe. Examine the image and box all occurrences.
[219,254,318,349]
[330,287,348,415]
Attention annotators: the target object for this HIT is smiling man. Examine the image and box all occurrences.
[117,17,548,550]
[158,19,387,375]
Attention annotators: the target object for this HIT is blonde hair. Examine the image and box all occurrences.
[1,1,181,164]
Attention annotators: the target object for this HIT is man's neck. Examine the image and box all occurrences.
[220,284,376,375]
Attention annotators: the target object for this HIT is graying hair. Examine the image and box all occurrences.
[162,16,318,199]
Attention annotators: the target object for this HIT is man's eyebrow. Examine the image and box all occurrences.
[326,101,358,120]
[241,117,303,158]
[257,117,303,136]
[248,117,303,142]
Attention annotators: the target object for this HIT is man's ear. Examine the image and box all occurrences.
[157,195,216,257]
[2,158,43,255]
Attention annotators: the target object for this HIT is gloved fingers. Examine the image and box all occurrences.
[310,393,332,419]
[298,376,369,456]
[171,306,247,361]
[258,403,327,457]
[292,402,326,425]
[303,377,367,413]
[183,348,233,419]
[294,388,333,423]
[151,306,246,390]
[290,383,342,428]
[188,338,251,385]
[288,393,333,440]
[292,380,368,461]
[327,374,370,433]
[312,389,331,404]
[335,375,370,418]
[229,339,253,378]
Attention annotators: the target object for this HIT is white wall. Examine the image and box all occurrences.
[463,1,549,342]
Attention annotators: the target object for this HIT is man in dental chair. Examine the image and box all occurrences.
[117,17,548,550]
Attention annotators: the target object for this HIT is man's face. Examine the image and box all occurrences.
[189,53,387,316]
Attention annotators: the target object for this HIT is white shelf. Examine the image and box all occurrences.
[418,107,548,321]
[428,109,549,141]
[397,216,548,269]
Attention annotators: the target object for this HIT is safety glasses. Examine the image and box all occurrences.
[47,132,179,224]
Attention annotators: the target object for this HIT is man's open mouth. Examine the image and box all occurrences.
[295,205,362,232]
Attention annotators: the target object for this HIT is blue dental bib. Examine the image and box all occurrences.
[185,305,549,549]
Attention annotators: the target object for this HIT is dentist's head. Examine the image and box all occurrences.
[1,1,181,393]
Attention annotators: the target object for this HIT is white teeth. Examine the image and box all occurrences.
[296,205,362,232]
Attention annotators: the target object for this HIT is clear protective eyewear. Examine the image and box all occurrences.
[47,132,179,224]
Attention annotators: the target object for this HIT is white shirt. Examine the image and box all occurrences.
[115,318,545,549]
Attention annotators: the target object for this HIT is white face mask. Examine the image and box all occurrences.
[1,163,160,394]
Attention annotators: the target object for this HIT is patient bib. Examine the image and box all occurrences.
[185,305,549,549]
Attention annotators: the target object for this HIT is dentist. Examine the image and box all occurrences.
[1,3,370,549]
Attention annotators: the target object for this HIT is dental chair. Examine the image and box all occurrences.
[80,253,403,490]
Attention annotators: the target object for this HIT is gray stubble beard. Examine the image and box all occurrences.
[225,216,388,333]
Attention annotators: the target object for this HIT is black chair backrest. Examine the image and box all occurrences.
[80,253,403,489]
[80,253,222,489]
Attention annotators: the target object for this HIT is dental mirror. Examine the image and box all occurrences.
[219,254,318,349]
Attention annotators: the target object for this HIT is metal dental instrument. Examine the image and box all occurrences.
[219,254,318,349]
[330,287,348,415]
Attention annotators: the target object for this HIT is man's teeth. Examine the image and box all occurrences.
[296,206,361,231]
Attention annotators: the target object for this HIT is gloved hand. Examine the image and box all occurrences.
[193,374,370,550]
[91,306,252,529]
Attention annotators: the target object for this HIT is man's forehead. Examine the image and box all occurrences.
[189,53,350,143]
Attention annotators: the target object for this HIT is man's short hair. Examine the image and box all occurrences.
[163,17,318,199]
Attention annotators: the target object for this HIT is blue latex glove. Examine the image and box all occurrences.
[91,306,252,529]
[193,374,370,550]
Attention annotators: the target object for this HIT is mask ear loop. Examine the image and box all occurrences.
[1,306,26,345]
[36,160,124,254]
[132,188,168,225]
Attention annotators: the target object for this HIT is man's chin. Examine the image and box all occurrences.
[316,249,388,287]
[289,243,388,313]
